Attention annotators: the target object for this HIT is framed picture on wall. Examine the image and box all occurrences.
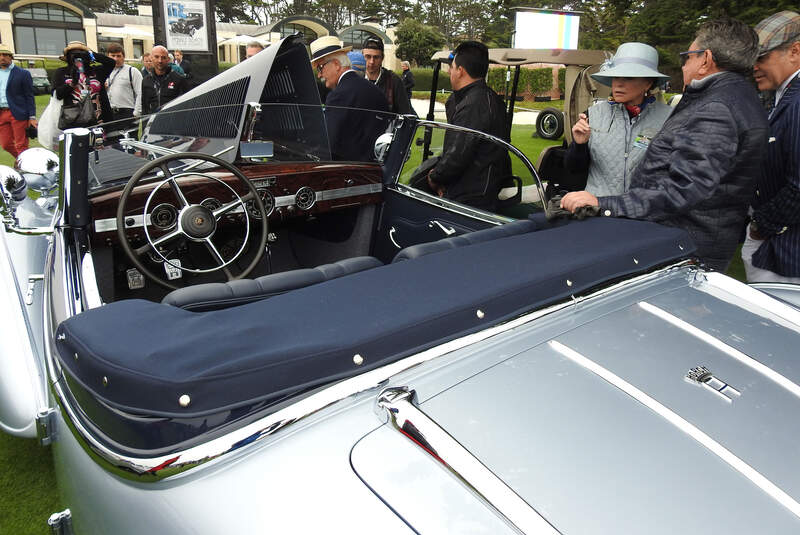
[163,0,209,52]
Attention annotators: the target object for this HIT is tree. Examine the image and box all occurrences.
[394,18,446,67]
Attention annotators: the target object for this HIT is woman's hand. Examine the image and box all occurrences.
[571,113,590,144]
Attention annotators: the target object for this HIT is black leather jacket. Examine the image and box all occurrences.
[430,79,509,211]
[142,70,189,115]
[599,72,769,271]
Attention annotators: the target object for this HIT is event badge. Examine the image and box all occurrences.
[632,135,651,150]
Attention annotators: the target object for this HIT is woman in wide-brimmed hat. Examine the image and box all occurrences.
[52,41,115,126]
[564,42,673,197]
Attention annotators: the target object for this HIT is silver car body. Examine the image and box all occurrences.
[2,36,800,534]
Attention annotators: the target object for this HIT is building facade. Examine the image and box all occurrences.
[0,1,400,68]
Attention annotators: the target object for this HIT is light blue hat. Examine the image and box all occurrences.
[347,50,366,72]
[591,42,669,87]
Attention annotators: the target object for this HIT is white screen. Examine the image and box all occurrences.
[514,11,580,50]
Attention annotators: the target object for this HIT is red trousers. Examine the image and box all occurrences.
[0,109,29,158]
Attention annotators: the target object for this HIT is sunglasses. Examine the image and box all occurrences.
[679,49,707,66]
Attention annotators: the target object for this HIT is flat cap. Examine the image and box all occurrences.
[754,11,800,57]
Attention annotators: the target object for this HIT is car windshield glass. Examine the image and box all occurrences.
[85,102,400,192]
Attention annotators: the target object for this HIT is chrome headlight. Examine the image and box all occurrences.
[15,147,59,195]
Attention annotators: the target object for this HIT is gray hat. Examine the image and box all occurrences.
[754,11,800,57]
[591,42,669,87]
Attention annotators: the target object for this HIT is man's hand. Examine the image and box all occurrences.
[427,172,446,197]
[28,119,38,128]
[561,191,598,213]
[571,113,590,145]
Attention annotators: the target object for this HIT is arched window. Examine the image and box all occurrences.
[273,23,317,44]
[341,29,383,50]
[13,3,86,55]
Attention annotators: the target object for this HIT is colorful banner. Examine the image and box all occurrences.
[515,11,580,50]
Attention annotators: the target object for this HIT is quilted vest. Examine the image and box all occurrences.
[586,99,672,196]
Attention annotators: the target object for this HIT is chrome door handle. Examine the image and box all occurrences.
[389,226,401,249]
[428,220,456,236]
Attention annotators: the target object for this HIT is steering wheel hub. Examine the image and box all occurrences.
[181,205,217,240]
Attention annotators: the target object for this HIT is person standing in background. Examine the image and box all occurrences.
[401,61,414,101]
[0,46,36,157]
[105,43,142,121]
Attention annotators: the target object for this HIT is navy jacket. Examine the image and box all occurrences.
[751,74,800,276]
[5,66,36,121]
[325,70,389,161]
[599,72,769,271]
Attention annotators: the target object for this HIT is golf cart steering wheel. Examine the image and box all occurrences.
[116,152,269,291]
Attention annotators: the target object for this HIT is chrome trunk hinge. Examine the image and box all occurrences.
[36,408,57,446]
[376,387,561,535]
[48,509,74,535]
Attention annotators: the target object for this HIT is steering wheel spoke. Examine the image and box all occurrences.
[117,152,269,290]
[203,238,235,280]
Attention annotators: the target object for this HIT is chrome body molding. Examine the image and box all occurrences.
[548,339,800,519]
[47,261,692,480]
[92,183,382,232]
[701,272,800,329]
[376,387,560,535]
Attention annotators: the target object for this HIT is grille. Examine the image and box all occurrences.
[149,77,251,138]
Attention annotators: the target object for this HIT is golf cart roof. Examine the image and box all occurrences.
[431,48,608,66]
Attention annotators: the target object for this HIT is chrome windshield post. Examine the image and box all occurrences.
[243,102,262,142]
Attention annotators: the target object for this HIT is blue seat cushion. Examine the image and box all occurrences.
[162,256,383,311]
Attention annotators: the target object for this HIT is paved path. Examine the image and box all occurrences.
[411,98,541,125]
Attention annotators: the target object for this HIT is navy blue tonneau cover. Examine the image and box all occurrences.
[56,218,694,416]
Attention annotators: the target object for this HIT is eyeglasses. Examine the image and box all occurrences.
[679,49,707,66]
[316,59,332,74]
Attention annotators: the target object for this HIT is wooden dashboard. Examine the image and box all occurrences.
[89,161,384,245]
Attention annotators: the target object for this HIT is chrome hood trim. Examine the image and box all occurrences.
[50,261,694,481]
[549,339,800,519]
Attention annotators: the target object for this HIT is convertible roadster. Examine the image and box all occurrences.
[3,36,800,534]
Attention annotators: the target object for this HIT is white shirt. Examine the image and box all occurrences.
[775,68,800,108]
[106,64,143,116]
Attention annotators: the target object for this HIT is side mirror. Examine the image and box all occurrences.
[374,132,393,163]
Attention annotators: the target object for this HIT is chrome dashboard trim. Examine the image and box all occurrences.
[92,184,382,232]
[548,339,800,520]
[377,387,560,535]
[48,261,694,481]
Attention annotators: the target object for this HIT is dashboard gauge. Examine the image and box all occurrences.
[295,186,316,210]
[246,189,275,219]
[150,203,178,230]
[200,198,223,212]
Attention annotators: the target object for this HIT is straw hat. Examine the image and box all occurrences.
[0,45,13,57]
[309,36,351,67]
[60,41,89,61]
[591,42,669,87]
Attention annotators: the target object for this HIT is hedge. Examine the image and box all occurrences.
[407,68,451,92]
[486,66,559,96]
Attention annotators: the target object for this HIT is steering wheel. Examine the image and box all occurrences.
[116,152,269,290]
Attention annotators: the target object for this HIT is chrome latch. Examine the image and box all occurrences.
[48,508,73,535]
[685,366,741,402]
[36,408,57,446]
[428,220,456,236]
[26,274,44,305]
